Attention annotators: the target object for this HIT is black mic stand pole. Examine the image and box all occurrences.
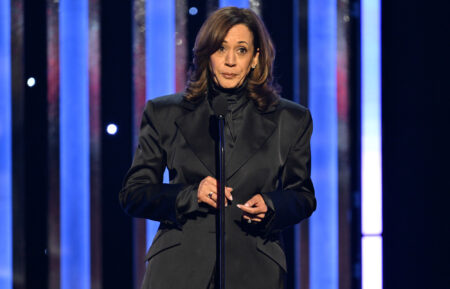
[217,114,226,289]
[212,91,228,289]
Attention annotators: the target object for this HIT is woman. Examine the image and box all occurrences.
[120,6,316,289]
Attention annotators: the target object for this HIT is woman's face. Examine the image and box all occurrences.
[209,24,259,89]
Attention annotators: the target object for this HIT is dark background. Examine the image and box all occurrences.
[382,1,450,288]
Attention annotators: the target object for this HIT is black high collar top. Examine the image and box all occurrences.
[208,79,250,152]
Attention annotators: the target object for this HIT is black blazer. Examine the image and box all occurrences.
[120,93,316,289]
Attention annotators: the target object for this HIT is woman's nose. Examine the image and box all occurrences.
[225,51,236,66]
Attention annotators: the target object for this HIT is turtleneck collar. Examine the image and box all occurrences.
[207,77,249,113]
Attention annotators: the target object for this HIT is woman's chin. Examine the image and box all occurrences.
[217,79,241,89]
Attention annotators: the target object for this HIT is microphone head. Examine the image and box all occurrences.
[212,94,228,117]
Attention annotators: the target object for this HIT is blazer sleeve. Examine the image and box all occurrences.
[119,100,199,226]
[260,109,316,235]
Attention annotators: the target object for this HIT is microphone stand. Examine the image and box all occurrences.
[212,90,229,289]
[217,114,226,289]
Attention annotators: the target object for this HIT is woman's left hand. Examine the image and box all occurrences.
[237,194,267,222]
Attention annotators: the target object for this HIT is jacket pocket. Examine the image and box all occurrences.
[144,229,182,262]
[256,238,287,272]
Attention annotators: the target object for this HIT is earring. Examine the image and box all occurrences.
[251,65,256,69]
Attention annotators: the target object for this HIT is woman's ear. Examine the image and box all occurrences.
[251,48,260,69]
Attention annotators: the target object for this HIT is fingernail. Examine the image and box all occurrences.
[230,195,233,201]
[237,204,241,208]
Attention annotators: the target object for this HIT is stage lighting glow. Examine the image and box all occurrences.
[308,1,338,289]
[27,77,36,87]
[60,0,90,288]
[293,0,301,286]
[188,7,198,16]
[146,0,175,250]
[0,0,12,287]
[106,123,118,135]
[361,0,382,236]
[361,0,382,288]
[362,236,382,289]
[219,0,249,8]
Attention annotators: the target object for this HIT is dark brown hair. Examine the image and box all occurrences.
[185,6,280,111]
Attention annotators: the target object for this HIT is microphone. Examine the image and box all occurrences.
[212,93,228,117]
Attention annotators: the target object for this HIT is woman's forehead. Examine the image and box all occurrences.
[222,24,254,44]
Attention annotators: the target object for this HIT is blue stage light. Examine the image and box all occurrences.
[60,1,90,288]
[308,1,339,289]
[0,0,13,288]
[188,7,198,16]
[145,0,175,249]
[219,0,249,8]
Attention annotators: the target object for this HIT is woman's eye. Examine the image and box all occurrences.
[237,47,248,54]
[218,46,225,52]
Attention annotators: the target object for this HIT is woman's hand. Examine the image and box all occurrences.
[197,176,233,209]
[237,194,267,222]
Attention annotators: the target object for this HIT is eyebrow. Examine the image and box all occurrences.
[222,40,249,45]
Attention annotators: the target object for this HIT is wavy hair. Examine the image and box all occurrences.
[185,7,280,111]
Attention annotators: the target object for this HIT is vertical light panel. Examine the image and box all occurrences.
[361,0,382,236]
[145,0,175,249]
[308,1,338,289]
[292,0,300,104]
[219,0,249,8]
[361,0,382,288]
[292,0,301,288]
[0,0,12,288]
[362,236,382,289]
[60,1,90,288]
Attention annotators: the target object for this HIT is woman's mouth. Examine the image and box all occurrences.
[221,73,237,79]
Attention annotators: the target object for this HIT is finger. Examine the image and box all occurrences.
[242,210,265,219]
[206,191,217,202]
[255,213,265,219]
[201,190,217,208]
[204,176,217,184]
[244,194,261,207]
[199,182,217,196]
[225,187,233,201]
[237,204,262,214]
[242,214,262,223]
[209,192,230,207]
[209,191,229,206]
[243,195,267,213]
[198,185,217,204]
[211,187,232,206]
[199,176,217,191]
[205,191,231,207]
[203,197,217,209]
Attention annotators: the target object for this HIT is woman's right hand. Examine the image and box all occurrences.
[197,176,233,209]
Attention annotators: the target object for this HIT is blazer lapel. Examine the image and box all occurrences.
[175,98,216,176]
[226,102,277,179]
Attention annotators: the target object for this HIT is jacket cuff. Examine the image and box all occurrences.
[253,193,276,235]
